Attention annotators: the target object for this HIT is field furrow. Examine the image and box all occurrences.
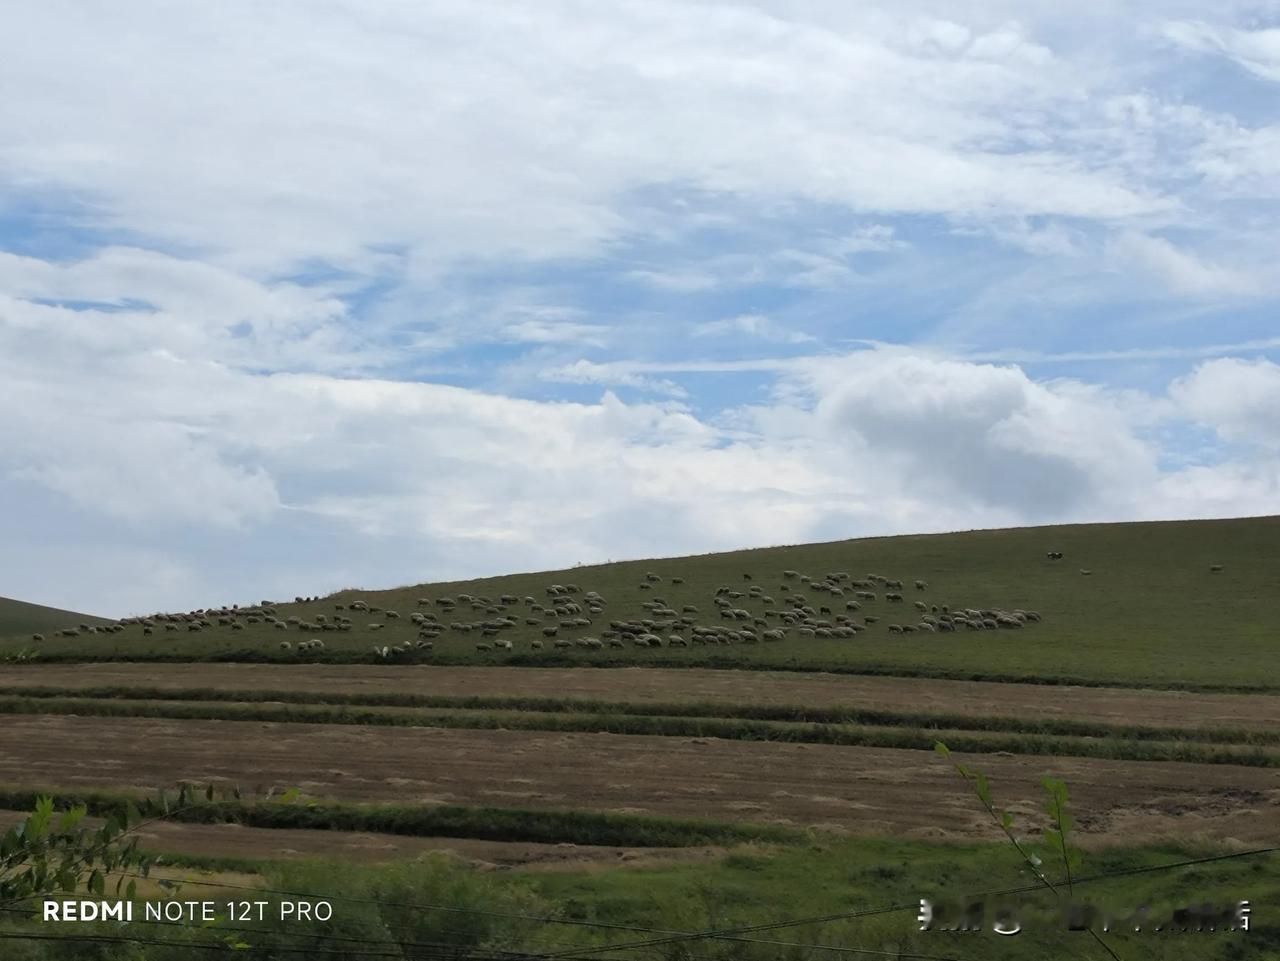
[7,713,1278,848]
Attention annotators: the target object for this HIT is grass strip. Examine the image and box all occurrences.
[4,694,1278,768]
[5,649,1279,693]
[0,787,799,848]
[1,683,1276,746]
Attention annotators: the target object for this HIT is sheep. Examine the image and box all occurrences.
[542,627,558,638]
[279,641,292,651]
[494,639,513,651]
[369,623,384,631]
[554,638,573,649]
[415,639,434,650]
[885,593,903,602]
[914,580,927,590]
[31,633,44,642]
[1209,564,1224,573]
[1079,569,1092,576]
[475,642,492,653]
[1046,551,1063,560]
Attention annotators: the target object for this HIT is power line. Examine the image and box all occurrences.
[536,845,1278,959]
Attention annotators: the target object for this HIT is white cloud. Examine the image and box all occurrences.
[1171,357,1280,449]
[0,1,1174,279]
[537,359,690,398]
[499,320,611,347]
[693,313,815,344]
[1163,20,1280,82]
[1108,231,1265,296]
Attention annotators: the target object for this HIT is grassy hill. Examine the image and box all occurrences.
[0,596,111,639]
[3,515,1277,689]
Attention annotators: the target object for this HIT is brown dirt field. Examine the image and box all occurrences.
[4,714,1277,849]
[3,663,1278,732]
[0,809,722,871]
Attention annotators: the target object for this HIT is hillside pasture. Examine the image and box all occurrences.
[3,516,1278,689]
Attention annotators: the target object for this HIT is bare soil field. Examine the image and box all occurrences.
[6,663,1279,732]
[7,714,1277,848]
[0,809,721,870]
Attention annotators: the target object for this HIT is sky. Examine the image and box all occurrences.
[2,1,1279,617]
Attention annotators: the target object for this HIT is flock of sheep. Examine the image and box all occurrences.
[24,551,1239,660]
[28,562,1064,660]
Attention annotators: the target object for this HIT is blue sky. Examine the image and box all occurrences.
[2,1,1278,616]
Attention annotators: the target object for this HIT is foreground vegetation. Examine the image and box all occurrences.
[3,836,1275,960]
[4,516,1277,689]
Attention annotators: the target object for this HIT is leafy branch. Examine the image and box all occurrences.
[934,741,1119,960]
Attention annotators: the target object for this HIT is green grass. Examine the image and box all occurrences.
[4,515,1279,689]
[0,595,111,640]
[3,693,1279,766]
[521,836,1279,960]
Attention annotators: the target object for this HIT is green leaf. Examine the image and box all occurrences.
[1000,811,1014,829]
[205,783,215,802]
[88,870,104,896]
[975,772,991,806]
[933,742,951,758]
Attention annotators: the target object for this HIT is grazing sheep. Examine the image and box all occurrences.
[1046,551,1063,560]
[542,627,558,637]
[495,639,513,651]
[31,633,44,642]
[554,639,573,649]
[1079,569,1092,576]
[914,580,927,590]
[279,641,292,651]
[415,640,434,650]
[475,643,492,652]
[1209,564,1224,573]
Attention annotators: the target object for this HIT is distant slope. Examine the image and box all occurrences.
[0,596,111,639]
[2,515,1278,689]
